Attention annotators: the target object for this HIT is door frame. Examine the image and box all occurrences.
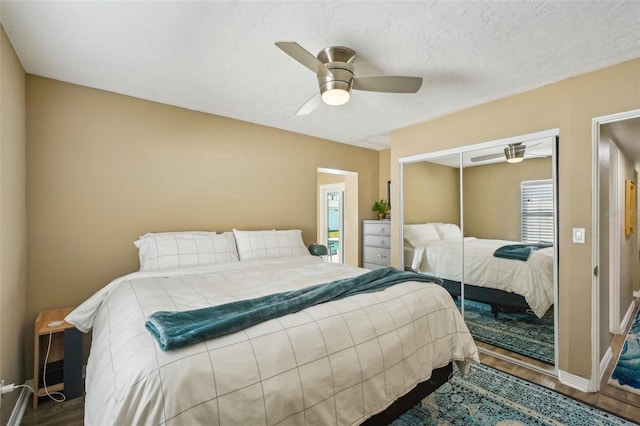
[590,108,640,390]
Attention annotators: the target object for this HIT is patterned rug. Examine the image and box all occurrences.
[392,363,634,425]
[457,299,554,365]
[608,308,640,396]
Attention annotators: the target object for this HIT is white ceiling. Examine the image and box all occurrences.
[1,1,639,151]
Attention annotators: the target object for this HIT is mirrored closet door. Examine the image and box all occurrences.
[401,152,463,314]
[400,130,559,374]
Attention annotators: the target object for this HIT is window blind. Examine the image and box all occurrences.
[521,180,554,243]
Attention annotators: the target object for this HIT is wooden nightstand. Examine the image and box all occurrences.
[33,307,83,408]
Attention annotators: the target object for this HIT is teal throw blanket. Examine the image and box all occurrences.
[146,266,442,351]
[493,242,553,261]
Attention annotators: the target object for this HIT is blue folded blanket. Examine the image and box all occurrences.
[493,242,553,261]
[145,266,442,351]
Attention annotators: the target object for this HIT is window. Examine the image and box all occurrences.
[521,180,554,243]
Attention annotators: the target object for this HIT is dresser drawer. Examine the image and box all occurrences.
[364,235,391,248]
[363,222,391,236]
[363,247,391,265]
[363,262,388,270]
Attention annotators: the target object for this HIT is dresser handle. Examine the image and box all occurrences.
[380,228,386,233]
[377,254,387,258]
[380,240,385,246]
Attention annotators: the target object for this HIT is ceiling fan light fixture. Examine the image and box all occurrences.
[275,41,422,114]
[505,144,525,163]
[322,89,350,106]
[320,80,352,106]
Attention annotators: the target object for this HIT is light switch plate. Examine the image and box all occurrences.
[573,228,586,244]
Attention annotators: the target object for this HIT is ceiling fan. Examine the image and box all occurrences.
[470,142,544,164]
[275,41,423,115]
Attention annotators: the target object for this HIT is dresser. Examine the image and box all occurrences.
[362,220,391,269]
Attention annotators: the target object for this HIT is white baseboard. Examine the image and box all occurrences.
[599,347,613,382]
[620,300,637,334]
[7,379,33,426]
[558,370,596,393]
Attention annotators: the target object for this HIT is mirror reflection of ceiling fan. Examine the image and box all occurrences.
[470,142,544,164]
[275,41,423,115]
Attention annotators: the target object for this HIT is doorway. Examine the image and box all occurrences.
[319,183,345,263]
[592,108,640,391]
[316,168,359,267]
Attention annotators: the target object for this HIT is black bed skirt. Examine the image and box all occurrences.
[360,362,452,425]
[441,279,530,313]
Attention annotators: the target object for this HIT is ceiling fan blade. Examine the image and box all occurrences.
[275,41,333,77]
[470,152,504,163]
[295,93,322,116]
[352,76,423,93]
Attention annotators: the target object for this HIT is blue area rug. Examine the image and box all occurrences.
[457,299,554,365]
[392,363,634,425]
[609,308,640,396]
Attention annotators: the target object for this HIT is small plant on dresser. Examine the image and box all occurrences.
[372,199,390,220]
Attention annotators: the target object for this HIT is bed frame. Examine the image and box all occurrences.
[441,279,531,317]
[361,362,452,425]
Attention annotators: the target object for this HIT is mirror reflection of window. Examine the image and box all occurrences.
[521,180,554,243]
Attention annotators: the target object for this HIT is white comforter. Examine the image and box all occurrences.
[67,256,479,426]
[410,238,554,318]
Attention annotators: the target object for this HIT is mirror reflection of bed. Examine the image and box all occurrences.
[400,132,558,373]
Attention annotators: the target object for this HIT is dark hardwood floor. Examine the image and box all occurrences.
[22,302,640,425]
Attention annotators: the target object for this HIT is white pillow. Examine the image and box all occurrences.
[138,231,216,237]
[134,232,239,271]
[433,223,462,239]
[233,229,310,260]
[403,223,440,247]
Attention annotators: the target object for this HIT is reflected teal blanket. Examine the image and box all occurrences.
[145,266,442,351]
[493,242,553,261]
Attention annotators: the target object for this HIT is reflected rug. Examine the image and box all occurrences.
[392,364,634,425]
[608,308,640,396]
[457,299,554,364]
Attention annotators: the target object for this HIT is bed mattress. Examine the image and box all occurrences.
[407,238,554,317]
[67,256,479,426]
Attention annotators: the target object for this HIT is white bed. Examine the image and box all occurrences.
[66,230,479,426]
[403,224,554,318]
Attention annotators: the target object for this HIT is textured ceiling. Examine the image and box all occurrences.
[1,1,639,150]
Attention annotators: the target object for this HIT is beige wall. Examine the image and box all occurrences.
[403,161,460,225]
[343,173,359,266]
[25,76,379,374]
[391,58,640,379]
[402,157,551,240]
[318,172,345,186]
[464,158,552,240]
[379,148,391,206]
[0,25,27,422]
[618,151,638,315]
